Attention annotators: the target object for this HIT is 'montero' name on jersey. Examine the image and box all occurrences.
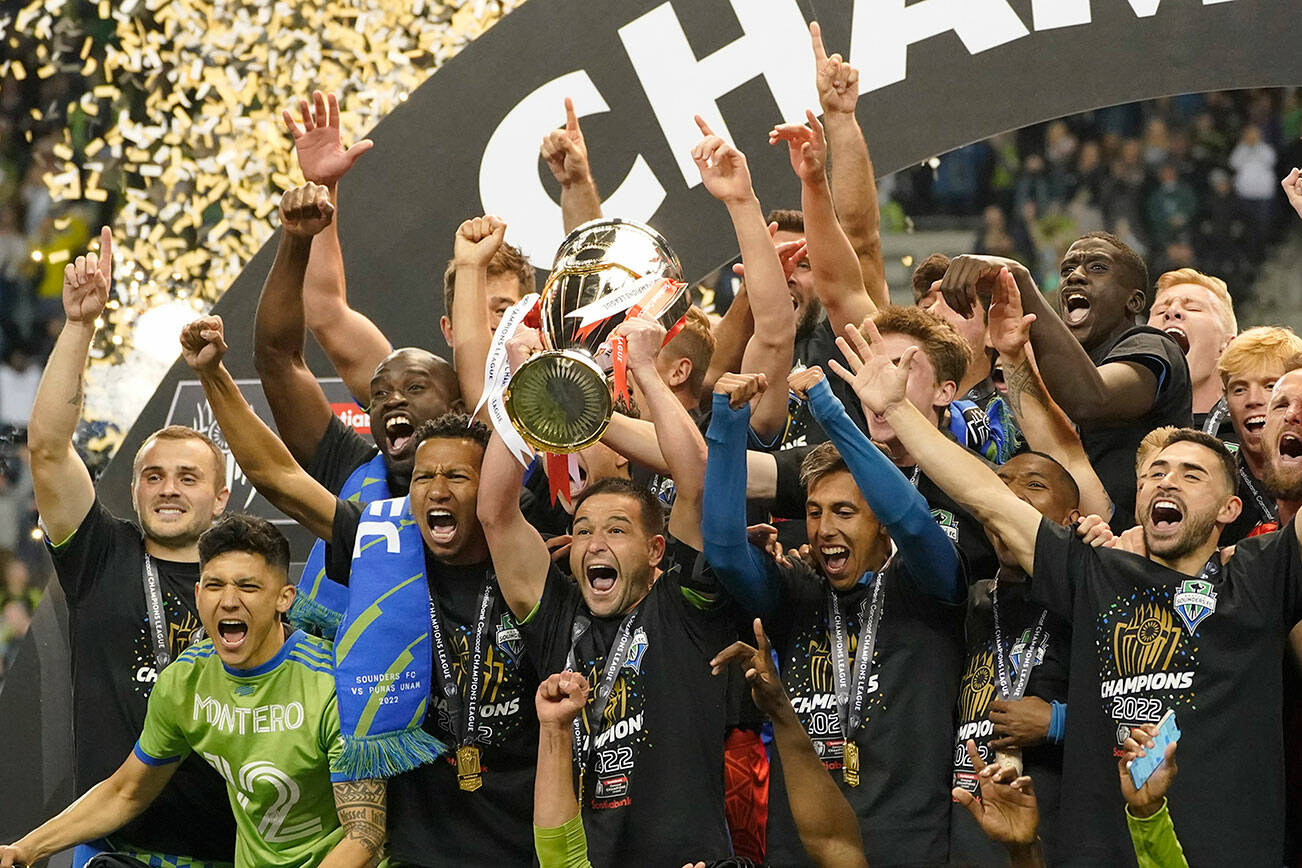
[194,694,306,735]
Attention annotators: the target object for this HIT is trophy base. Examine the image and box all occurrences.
[503,350,613,454]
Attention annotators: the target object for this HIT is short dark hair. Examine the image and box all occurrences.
[1017,450,1081,509]
[1157,428,1238,494]
[766,208,804,234]
[412,413,491,453]
[198,514,291,576]
[572,476,664,537]
[911,252,951,303]
[442,241,536,316]
[1076,231,1150,303]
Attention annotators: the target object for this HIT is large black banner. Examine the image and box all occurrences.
[6,0,1301,839]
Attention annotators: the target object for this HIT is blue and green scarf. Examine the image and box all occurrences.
[290,452,390,637]
[330,495,449,781]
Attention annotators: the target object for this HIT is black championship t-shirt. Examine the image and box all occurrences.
[328,501,540,867]
[949,577,1070,865]
[1031,518,1302,867]
[1080,327,1192,532]
[762,558,964,867]
[520,538,738,868]
[48,501,236,861]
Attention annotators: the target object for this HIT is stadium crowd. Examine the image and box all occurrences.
[7,16,1302,868]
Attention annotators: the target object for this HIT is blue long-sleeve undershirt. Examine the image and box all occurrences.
[702,382,964,618]
[703,394,783,616]
[805,378,962,603]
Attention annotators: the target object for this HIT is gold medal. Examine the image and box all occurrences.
[842,741,860,788]
[456,745,483,792]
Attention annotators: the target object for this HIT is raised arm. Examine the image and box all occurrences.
[702,234,807,402]
[252,183,343,467]
[283,90,390,406]
[831,320,1042,573]
[794,367,961,600]
[533,672,591,845]
[771,111,873,338]
[988,268,1113,518]
[319,779,386,868]
[449,216,507,417]
[476,329,551,620]
[29,227,109,544]
[541,98,602,234]
[692,116,794,442]
[616,314,707,548]
[939,255,1157,425]
[811,21,888,311]
[0,753,177,867]
[711,620,868,868]
[182,316,337,541]
[702,374,783,616]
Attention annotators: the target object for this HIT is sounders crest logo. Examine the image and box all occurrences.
[1173,579,1218,634]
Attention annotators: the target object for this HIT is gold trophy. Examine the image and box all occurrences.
[504,218,687,453]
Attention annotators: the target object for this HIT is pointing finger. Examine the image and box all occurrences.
[694,114,714,137]
[809,20,827,63]
[564,97,579,133]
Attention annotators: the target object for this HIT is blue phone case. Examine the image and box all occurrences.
[1128,710,1180,791]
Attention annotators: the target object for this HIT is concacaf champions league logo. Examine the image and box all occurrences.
[1113,602,1182,677]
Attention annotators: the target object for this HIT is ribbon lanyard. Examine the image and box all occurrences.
[426,580,496,750]
[1201,398,1231,436]
[908,466,922,488]
[1238,465,1278,523]
[566,609,641,775]
[142,555,171,670]
[825,575,885,743]
[990,581,1048,701]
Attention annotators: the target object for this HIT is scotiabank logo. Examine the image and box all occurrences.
[333,404,371,435]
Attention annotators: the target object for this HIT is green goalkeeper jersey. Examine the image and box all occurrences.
[135,630,346,868]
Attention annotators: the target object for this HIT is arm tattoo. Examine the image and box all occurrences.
[333,779,387,863]
[67,376,83,408]
[1003,355,1048,422]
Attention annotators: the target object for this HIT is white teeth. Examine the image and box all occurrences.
[386,415,411,431]
[821,546,848,556]
[1248,416,1266,425]
[1155,500,1178,510]
[429,509,451,517]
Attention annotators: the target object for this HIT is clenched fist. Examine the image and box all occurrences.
[180,315,228,375]
[280,183,335,238]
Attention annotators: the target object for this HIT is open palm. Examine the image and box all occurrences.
[283,91,373,187]
[828,320,912,417]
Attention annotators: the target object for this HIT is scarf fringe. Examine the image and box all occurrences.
[288,592,343,639]
[333,727,450,780]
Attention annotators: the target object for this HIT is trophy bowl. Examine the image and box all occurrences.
[504,218,686,453]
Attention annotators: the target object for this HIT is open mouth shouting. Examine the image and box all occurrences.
[425,508,457,545]
[217,618,248,651]
[1163,326,1190,355]
[1149,498,1184,533]
[385,414,415,456]
[1061,290,1091,327]
[586,563,618,595]
[1279,433,1302,462]
[819,544,851,578]
[1243,414,1267,437]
